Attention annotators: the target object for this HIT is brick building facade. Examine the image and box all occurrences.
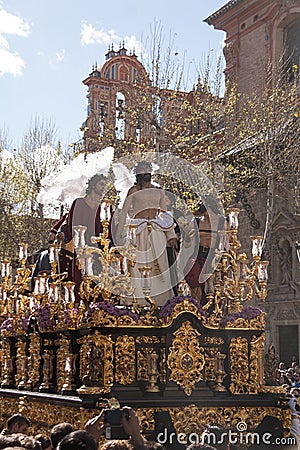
[206,0,300,365]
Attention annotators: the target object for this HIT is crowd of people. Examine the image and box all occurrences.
[1,402,299,450]
[276,359,300,390]
[0,408,161,450]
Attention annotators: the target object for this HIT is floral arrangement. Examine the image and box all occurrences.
[64,308,80,328]
[220,305,263,328]
[0,318,14,333]
[21,316,30,333]
[159,295,207,323]
[36,303,55,331]
[85,301,139,322]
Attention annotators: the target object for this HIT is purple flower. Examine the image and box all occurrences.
[85,301,139,322]
[220,306,263,327]
[36,304,55,331]
[22,317,30,333]
[0,318,14,333]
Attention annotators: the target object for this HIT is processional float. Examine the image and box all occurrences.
[0,201,290,445]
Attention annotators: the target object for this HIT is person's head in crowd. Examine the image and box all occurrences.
[291,355,298,365]
[17,436,42,450]
[144,442,165,449]
[99,441,131,449]
[2,447,26,450]
[6,415,31,435]
[86,174,107,196]
[134,161,152,186]
[290,387,300,397]
[164,191,176,211]
[57,431,97,450]
[0,434,42,450]
[293,373,300,384]
[186,444,217,450]
[278,362,285,371]
[34,435,52,450]
[202,424,229,450]
[50,423,74,449]
[255,415,284,441]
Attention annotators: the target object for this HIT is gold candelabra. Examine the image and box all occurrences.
[206,208,269,316]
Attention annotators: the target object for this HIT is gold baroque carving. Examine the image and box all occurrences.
[224,313,265,330]
[204,337,224,345]
[137,348,154,381]
[159,348,166,384]
[26,333,41,390]
[163,300,206,327]
[55,335,70,392]
[204,347,218,381]
[249,334,265,392]
[136,336,160,344]
[15,339,28,389]
[169,405,291,439]
[115,335,135,384]
[167,321,205,396]
[77,331,114,393]
[229,337,249,394]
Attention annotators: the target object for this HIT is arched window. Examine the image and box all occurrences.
[115,92,125,140]
[284,18,300,82]
[119,65,129,82]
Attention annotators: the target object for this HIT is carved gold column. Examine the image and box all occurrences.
[15,339,28,389]
[1,339,14,388]
[26,333,41,390]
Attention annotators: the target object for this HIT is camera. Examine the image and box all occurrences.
[104,408,129,440]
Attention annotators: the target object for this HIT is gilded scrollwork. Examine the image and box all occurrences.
[115,335,135,384]
[204,347,218,381]
[224,313,266,329]
[137,348,154,381]
[249,334,265,391]
[77,331,114,393]
[1,339,14,387]
[163,300,207,327]
[159,348,166,384]
[167,321,205,396]
[15,339,28,389]
[26,333,41,390]
[55,335,70,392]
[204,336,224,345]
[169,405,291,439]
[136,336,160,344]
[229,336,249,394]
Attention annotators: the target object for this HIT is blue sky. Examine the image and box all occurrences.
[0,0,226,150]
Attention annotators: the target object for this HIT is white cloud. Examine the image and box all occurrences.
[80,21,146,59]
[0,47,25,76]
[0,6,31,76]
[0,9,30,36]
[55,49,65,63]
[81,22,119,46]
[38,49,66,66]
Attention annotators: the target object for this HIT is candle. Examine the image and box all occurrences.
[251,236,263,258]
